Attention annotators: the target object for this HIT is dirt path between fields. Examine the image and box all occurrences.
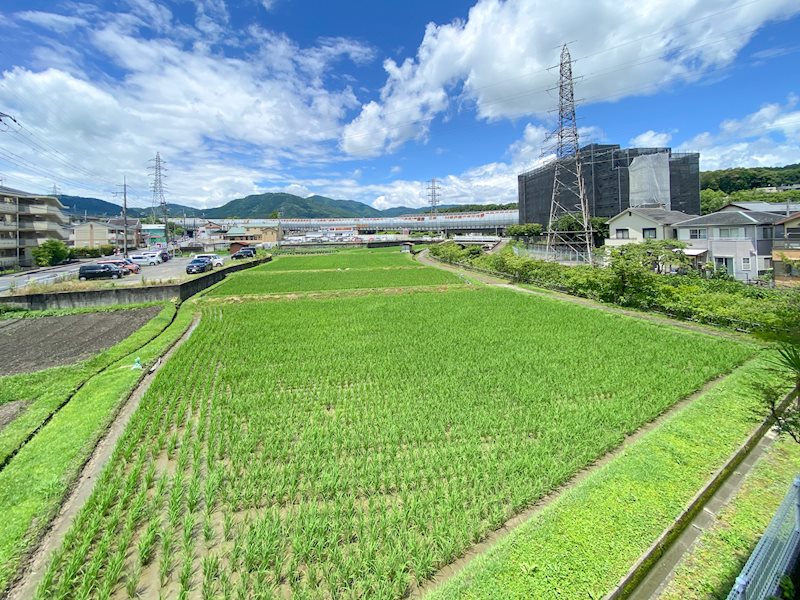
[7,315,201,600]
[410,358,757,598]
[415,250,754,344]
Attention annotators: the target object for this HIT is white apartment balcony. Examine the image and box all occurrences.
[0,238,17,249]
[0,201,17,215]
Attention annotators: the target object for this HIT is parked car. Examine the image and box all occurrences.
[142,251,163,263]
[130,254,158,266]
[186,257,213,274]
[78,263,125,280]
[194,253,224,267]
[231,248,256,259]
[97,259,140,274]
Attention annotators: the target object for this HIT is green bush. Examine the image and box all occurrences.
[31,240,69,266]
[429,242,800,333]
[71,247,102,258]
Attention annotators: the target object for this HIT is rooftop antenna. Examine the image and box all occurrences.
[545,44,592,263]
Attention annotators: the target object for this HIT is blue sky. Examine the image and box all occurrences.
[0,0,799,211]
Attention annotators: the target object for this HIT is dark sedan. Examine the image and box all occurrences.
[185,258,213,274]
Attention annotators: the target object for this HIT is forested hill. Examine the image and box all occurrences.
[700,164,800,193]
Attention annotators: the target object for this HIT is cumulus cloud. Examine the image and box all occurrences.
[342,0,800,157]
[629,130,673,148]
[0,4,374,205]
[677,97,800,169]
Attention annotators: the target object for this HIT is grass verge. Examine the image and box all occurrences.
[0,303,194,594]
[426,355,790,600]
[659,436,800,600]
[0,303,176,468]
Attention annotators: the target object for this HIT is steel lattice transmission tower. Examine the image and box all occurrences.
[545,44,592,263]
[427,177,441,217]
[148,152,170,251]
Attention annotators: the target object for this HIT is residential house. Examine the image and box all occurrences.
[604,207,698,249]
[772,212,800,287]
[719,201,800,214]
[0,186,69,268]
[673,210,785,281]
[72,218,142,250]
[224,225,279,245]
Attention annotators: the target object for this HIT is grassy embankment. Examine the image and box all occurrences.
[0,303,195,594]
[0,303,176,467]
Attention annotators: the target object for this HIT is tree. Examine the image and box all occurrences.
[601,240,690,305]
[700,189,728,214]
[506,223,543,237]
[31,239,69,266]
[764,343,800,444]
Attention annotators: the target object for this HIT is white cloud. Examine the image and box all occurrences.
[677,97,800,169]
[342,0,800,157]
[0,6,374,206]
[15,11,88,33]
[629,130,673,148]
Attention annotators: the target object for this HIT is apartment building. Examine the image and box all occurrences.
[0,186,70,268]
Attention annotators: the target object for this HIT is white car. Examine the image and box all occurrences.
[194,253,224,267]
[130,254,158,266]
[142,251,163,263]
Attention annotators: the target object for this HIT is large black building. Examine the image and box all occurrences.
[517,144,700,226]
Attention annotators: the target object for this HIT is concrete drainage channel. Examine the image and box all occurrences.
[604,386,799,600]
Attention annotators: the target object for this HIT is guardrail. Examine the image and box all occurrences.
[727,476,800,600]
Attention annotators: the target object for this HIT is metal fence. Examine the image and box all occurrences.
[727,476,800,600]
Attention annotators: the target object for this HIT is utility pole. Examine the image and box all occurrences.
[122,176,128,257]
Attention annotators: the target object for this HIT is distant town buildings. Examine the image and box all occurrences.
[0,186,69,269]
[518,144,700,226]
[72,218,142,250]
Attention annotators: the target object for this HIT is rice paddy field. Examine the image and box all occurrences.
[32,248,759,599]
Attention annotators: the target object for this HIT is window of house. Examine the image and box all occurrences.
[642,228,657,239]
[760,226,774,240]
[763,257,772,269]
[741,257,751,271]
[689,228,707,240]
[615,228,630,239]
[718,227,743,239]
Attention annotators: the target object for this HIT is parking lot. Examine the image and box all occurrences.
[0,254,233,294]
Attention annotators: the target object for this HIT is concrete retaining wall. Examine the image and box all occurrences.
[0,256,270,310]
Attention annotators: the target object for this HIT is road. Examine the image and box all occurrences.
[0,262,84,294]
[0,256,207,294]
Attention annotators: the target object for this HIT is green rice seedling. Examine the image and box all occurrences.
[138,516,160,566]
[182,512,196,548]
[222,511,235,541]
[124,563,141,599]
[201,555,220,600]
[203,510,215,544]
[179,551,194,594]
[187,475,201,513]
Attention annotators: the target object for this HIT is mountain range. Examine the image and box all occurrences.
[57,193,513,220]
